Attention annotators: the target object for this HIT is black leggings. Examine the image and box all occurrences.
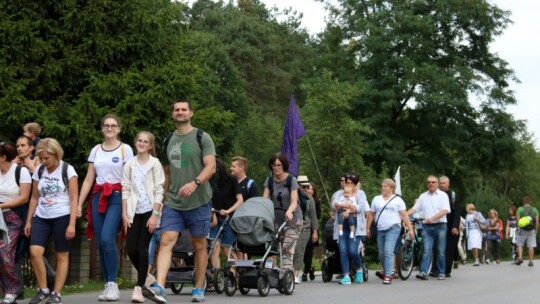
[126,212,153,286]
[303,238,314,274]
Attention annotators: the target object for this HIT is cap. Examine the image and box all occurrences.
[297,175,310,185]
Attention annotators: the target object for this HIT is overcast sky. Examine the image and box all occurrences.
[260,0,540,147]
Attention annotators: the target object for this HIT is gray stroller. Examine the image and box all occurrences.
[222,197,294,297]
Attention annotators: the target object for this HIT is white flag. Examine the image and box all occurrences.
[394,166,402,196]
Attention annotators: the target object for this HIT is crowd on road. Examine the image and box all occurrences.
[0,100,538,304]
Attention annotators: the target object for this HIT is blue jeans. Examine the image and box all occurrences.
[338,225,362,275]
[148,228,161,265]
[92,191,122,282]
[421,223,447,275]
[376,224,401,276]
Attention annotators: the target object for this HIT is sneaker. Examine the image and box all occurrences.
[294,277,301,284]
[516,259,523,266]
[301,274,308,282]
[339,276,352,285]
[415,273,428,280]
[309,268,315,281]
[438,275,445,280]
[131,286,144,303]
[445,273,451,278]
[191,288,205,303]
[485,259,490,265]
[29,289,50,304]
[355,271,363,284]
[143,284,166,304]
[145,273,156,287]
[382,276,392,285]
[375,270,384,280]
[98,284,109,301]
[2,294,17,304]
[529,261,534,267]
[473,259,480,266]
[45,292,61,304]
[105,282,119,301]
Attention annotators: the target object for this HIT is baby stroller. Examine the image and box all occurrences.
[222,197,295,297]
[320,218,368,282]
[164,212,230,294]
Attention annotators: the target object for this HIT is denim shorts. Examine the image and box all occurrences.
[160,202,211,238]
[209,217,235,247]
[29,214,72,252]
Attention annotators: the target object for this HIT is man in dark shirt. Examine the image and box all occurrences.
[230,156,259,200]
[440,175,461,277]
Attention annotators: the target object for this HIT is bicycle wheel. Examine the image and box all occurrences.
[398,241,414,280]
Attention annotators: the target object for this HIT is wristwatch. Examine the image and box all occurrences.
[194,178,201,187]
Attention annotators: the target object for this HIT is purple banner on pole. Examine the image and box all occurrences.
[281,96,306,177]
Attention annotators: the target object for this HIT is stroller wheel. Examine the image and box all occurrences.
[239,286,250,295]
[257,276,270,297]
[224,275,236,297]
[213,269,226,294]
[170,283,183,294]
[321,260,332,282]
[280,269,294,295]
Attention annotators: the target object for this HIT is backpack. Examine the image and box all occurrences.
[36,162,70,189]
[13,165,30,225]
[267,175,307,222]
[162,128,204,164]
[518,206,536,231]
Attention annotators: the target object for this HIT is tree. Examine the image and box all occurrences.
[318,0,522,180]
[0,0,241,168]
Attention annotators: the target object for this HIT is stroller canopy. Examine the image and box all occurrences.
[230,197,275,246]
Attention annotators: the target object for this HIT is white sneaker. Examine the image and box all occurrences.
[105,282,120,301]
[98,283,109,301]
[294,277,301,284]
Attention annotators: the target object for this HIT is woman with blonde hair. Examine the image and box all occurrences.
[465,203,487,266]
[486,209,502,264]
[122,131,165,302]
[24,138,78,304]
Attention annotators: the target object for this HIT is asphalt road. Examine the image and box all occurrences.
[61,260,535,304]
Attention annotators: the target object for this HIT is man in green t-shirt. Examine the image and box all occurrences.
[145,100,216,304]
[515,196,539,267]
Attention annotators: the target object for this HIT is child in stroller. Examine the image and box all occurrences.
[321,218,369,282]
[222,197,295,297]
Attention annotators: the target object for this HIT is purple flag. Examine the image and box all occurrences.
[281,96,306,177]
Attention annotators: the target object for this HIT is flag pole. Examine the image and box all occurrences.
[304,133,330,204]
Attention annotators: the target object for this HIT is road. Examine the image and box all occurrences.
[62,261,535,303]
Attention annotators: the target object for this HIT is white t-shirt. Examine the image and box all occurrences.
[89,143,134,185]
[0,163,31,203]
[412,189,450,223]
[370,194,406,231]
[33,161,78,219]
[337,195,357,214]
[134,162,152,214]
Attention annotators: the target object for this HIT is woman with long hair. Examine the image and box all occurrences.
[121,131,165,302]
[78,114,134,301]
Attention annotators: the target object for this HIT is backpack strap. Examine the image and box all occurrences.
[267,176,274,196]
[246,179,254,192]
[15,165,22,187]
[37,162,70,190]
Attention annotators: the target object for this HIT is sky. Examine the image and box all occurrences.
[260,0,540,147]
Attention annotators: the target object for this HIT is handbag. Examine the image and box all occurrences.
[371,195,399,239]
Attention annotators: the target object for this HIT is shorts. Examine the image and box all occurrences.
[29,214,72,252]
[209,217,235,247]
[160,202,211,238]
[515,229,537,247]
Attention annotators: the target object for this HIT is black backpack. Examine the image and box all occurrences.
[267,175,308,222]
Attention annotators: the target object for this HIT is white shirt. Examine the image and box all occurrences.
[371,194,406,231]
[134,162,152,214]
[32,161,77,219]
[89,143,134,185]
[0,163,31,204]
[332,189,370,239]
[412,189,451,223]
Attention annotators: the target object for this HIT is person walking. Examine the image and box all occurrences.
[515,196,539,266]
[25,138,78,304]
[407,175,450,280]
[121,131,165,302]
[78,114,134,301]
[145,100,216,303]
[0,143,31,304]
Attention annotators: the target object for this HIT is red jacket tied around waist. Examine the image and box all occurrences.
[85,182,123,239]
